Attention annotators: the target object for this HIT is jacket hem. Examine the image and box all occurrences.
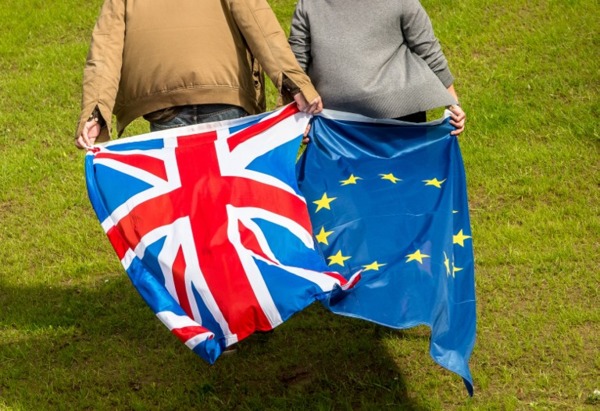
[114,86,263,136]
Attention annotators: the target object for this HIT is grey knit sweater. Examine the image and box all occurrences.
[289,0,457,118]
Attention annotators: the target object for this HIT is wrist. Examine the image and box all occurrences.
[87,107,106,127]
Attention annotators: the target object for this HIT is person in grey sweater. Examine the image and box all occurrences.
[288,0,466,135]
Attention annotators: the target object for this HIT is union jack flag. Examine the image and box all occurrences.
[85,104,360,363]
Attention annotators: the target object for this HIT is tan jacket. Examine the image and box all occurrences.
[76,0,319,141]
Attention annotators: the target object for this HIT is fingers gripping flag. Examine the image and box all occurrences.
[85,104,360,364]
[296,110,477,395]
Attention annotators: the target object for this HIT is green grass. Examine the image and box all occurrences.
[1,0,599,409]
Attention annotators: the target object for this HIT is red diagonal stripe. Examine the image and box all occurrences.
[227,104,299,151]
[172,246,192,317]
[96,152,168,180]
[238,220,275,263]
[171,325,212,344]
[106,226,129,261]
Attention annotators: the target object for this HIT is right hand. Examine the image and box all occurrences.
[293,93,323,114]
[74,119,101,149]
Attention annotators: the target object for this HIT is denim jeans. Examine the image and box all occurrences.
[149,104,248,132]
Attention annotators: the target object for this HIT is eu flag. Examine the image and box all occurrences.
[297,110,476,395]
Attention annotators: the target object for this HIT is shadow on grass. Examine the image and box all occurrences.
[0,276,428,410]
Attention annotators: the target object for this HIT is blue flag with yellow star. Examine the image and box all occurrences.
[296,110,476,395]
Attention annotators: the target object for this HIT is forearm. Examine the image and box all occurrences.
[402,0,454,87]
[228,0,318,103]
[288,0,311,72]
[447,84,459,103]
[75,0,126,141]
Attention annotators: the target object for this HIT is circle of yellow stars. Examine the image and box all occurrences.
[309,173,472,278]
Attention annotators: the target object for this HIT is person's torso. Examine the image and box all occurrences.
[301,0,453,117]
[115,0,257,113]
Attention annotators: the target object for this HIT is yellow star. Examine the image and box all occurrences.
[453,229,472,247]
[313,193,337,212]
[340,174,362,186]
[452,264,463,277]
[443,252,451,276]
[315,226,334,245]
[423,178,447,188]
[327,250,351,267]
[405,249,430,264]
[362,261,386,271]
[380,173,402,184]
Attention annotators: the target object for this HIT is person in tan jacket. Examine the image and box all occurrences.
[75,0,323,149]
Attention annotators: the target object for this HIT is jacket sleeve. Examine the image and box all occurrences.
[401,0,454,88]
[226,0,319,104]
[75,0,126,142]
[288,0,311,72]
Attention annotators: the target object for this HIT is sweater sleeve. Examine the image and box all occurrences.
[75,0,126,142]
[288,0,311,72]
[226,0,319,103]
[401,0,454,88]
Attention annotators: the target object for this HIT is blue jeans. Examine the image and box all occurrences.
[149,104,248,132]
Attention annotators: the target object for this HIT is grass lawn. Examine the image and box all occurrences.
[0,0,598,409]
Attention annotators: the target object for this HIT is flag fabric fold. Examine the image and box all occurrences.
[296,110,476,394]
[85,104,359,364]
[85,104,475,394]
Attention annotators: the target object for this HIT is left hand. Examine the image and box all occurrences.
[447,104,466,136]
[302,123,311,144]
